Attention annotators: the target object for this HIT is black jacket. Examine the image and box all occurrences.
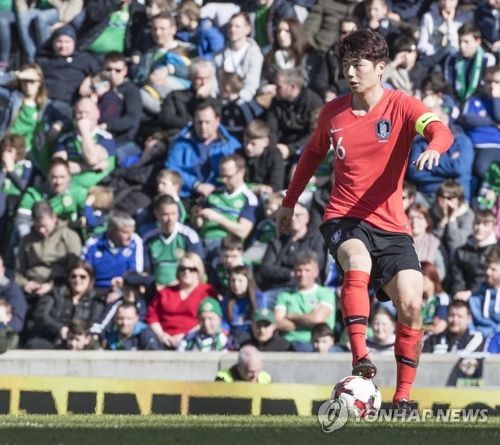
[447,238,499,296]
[423,330,484,353]
[241,331,293,352]
[266,87,323,158]
[0,277,27,334]
[260,229,327,290]
[77,0,147,56]
[239,145,285,192]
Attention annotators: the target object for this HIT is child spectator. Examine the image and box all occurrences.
[0,299,18,353]
[420,72,460,122]
[362,0,401,47]
[443,23,496,104]
[80,185,114,239]
[65,318,100,351]
[240,120,284,196]
[178,297,228,351]
[220,71,264,143]
[89,72,123,125]
[311,323,344,353]
[421,261,449,335]
[104,303,162,351]
[156,169,187,223]
[223,265,263,347]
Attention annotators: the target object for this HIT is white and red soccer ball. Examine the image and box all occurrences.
[331,375,382,418]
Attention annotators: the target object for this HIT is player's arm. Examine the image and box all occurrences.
[413,112,454,171]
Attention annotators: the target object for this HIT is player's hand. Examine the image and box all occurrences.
[275,206,294,238]
[415,150,440,171]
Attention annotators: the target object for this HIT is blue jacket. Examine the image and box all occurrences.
[407,129,474,201]
[83,233,144,289]
[176,19,225,60]
[166,124,241,197]
[105,321,162,350]
[469,284,500,338]
[460,95,500,149]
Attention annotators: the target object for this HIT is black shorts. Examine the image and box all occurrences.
[319,218,421,301]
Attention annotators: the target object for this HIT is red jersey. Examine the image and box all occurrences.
[282,89,451,235]
[146,283,218,335]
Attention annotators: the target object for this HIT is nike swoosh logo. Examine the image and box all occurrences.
[422,116,432,124]
[348,317,365,323]
[401,358,415,365]
[331,128,343,133]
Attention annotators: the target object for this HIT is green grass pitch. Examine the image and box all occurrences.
[0,415,498,445]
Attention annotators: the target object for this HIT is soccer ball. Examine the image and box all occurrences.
[331,375,382,418]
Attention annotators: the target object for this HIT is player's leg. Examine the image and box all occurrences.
[336,239,374,376]
[382,269,423,406]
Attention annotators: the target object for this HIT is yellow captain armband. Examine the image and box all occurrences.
[415,112,440,137]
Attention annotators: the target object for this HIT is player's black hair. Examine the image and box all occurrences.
[338,29,388,62]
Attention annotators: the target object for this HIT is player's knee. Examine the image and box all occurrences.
[397,297,422,322]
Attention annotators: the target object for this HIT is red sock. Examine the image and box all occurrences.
[393,322,423,402]
[341,270,370,365]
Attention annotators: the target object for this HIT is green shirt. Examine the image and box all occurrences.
[254,5,270,48]
[275,285,335,343]
[0,0,13,11]
[10,102,38,150]
[36,0,52,10]
[88,8,129,54]
[18,183,87,222]
[0,160,32,196]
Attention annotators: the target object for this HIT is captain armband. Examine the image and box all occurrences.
[415,112,440,137]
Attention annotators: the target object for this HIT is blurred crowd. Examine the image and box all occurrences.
[0,0,499,359]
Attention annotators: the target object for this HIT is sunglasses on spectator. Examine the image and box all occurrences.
[70,274,89,280]
[178,266,198,273]
[104,67,125,73]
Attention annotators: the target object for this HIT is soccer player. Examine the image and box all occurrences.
[275,30,453,412]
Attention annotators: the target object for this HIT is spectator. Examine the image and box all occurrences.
[240,307,292,352]
[382,34,427,96]
[16,158,87,238]
[16,0,82,63]
[53,97,117,190]
[131,12,190,92]
[362,0,401,47]
[98,52,142,143]
[15,201,82,299]
[26,259,105,349]
[176,0,225,59]
[418,0,473,68]
[37,25,100,116]
[104,303,161,350]
[407,104,474,203]
[65,318,100,350]
[0,2,16,72]
[266,67,322,161]
[420,72,460,123]
[260,17,310,89]
[402,180,417,212]
[311,323,344,353]
[143,194,203,286]
[443,23,496,104]
[194,153,258,258]
[448,209,498,300]
[260,202,327,293]
[77,0,146,57]
[222,265,263,346]
[0,64,67,170]
[241,0,297,50]
[155,169,186,223]
[309,16,360,102]
[219,71,264,144]
[431,180,475,258]
[458,66,500,180]
[366,307,396,354]
[274,251,335,351]
[88,72,122,126]
[79,185,113,239]
[468,247,500,338]
[0,255,27,334]
[422,300,484,353]
[165,99,240,198]
[215,344,272,383]
[159,58,218,138]
[0,299,19,352]
[239,120,285,196]
[136,0,176,55]
[178,297,229,351]
[421,261,449,335]
[147,252,217,349]
[474,0,500,54]
[83,210,144,293]
[407,204,446,281]
[214,11,264,102]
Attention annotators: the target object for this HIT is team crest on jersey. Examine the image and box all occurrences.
[375,119,391,140]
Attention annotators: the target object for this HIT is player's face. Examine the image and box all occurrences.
[343,56,385,94]
[447,307,470,335]
[294,262,319,290]
[459,34,480,58]
[48,165,71,194]
[116,307,139,337]
[200,312,221,336]
[486,262,500,288]
[155,203,179,233]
